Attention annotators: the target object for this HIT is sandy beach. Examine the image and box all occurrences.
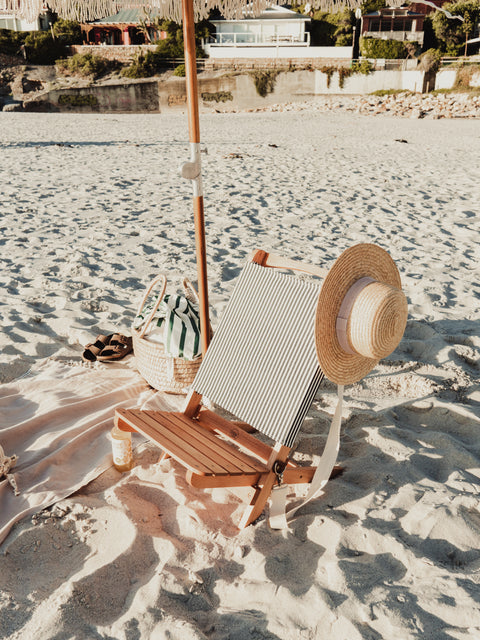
[0,109,479,639]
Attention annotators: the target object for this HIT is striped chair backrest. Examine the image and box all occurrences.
[192,260,323,447]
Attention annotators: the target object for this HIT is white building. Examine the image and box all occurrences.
[207,6,310,47]
[203,5,352,60]
[0,1,51,30]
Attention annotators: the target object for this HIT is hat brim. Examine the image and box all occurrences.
[315,244,403,385]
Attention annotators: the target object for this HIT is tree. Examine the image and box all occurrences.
[155,19,211,58]
[52,19,82,44]
[137,7,164,43]
[309,11,337,46]
[360,0,386,13]
[332,8,355,46]
[24,31,66,64]
[309,8,354,46]
[432,0,480,55]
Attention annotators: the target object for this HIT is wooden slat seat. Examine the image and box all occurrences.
[116,408,269,480]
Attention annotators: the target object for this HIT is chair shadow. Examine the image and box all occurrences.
[45,452,282,639]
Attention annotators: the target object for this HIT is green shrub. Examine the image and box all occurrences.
[0,29,27,55]
[360,37,407,59]
[453,62,480,89]
[201,91,233,103]
[121,51,161,78]
[120,18,210,78]
[418,48,442,73]
[370,89,412,96]
[351,59,374,75]
[173,63,186,77]
[321,60,374,89]
[320,65,336,88]
[24,31,67,64]
[338,67,353,87]
[58,93,98,106]
[0,68,14,94]
[56,52,115,79]
[250,70,279,97]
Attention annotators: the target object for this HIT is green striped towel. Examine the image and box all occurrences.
[134,294,202,360]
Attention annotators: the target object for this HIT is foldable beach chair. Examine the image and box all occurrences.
[115,250,342,528]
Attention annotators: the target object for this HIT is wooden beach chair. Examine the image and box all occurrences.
[115,250,342,528]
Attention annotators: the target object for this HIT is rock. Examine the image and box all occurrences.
[2,100,22,112]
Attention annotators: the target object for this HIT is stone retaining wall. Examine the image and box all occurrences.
[70,44,158,63]
[203,58,351,70]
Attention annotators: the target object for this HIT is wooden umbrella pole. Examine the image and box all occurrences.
[182,0,210,355]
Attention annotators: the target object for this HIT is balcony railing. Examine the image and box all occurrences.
[208,32,310,47]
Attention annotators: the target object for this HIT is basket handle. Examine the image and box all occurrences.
[134,275,168,339]
[182,277,200,305]
[183,277,214,342]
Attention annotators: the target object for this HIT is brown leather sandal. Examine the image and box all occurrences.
[82,334,113,362]
[97,334,133,361]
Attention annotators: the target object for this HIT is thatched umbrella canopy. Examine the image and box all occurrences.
[7,0,404,354]
[6,0,408,23]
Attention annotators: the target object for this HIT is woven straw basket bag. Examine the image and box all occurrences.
[132,275,203,394]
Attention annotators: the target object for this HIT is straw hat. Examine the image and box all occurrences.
[315,244,408,385]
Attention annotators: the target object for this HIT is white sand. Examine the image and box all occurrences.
[1,111,479,639]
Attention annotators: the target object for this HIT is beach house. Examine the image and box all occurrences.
[205,6,311,48]
[361,6,426,46]
[203,5,352,61]
[0,1,52,30]
[81,7,165,45]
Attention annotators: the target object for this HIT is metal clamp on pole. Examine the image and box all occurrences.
[180,142,203,198]
[273,460,286,486]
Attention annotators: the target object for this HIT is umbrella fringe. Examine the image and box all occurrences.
[7,0,408,24]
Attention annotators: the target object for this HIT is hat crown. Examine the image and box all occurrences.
[346,282,408,360]
[315,243,408,385]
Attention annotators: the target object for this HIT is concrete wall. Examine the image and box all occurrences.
[31,67,471,113]
[203,45,353,60]
[157,70,317,111]
[160,69,429,111]
[471,72,480,87]
[314,69,425,94]
[434,67,480,90]
[435,68,457,90]
[46,82,159,112]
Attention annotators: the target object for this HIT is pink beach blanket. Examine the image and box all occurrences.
[0,359,156,545]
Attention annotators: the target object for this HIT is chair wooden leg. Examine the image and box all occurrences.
[239,463,345,528]
[238,471,277,529]
[239,443,290,528]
